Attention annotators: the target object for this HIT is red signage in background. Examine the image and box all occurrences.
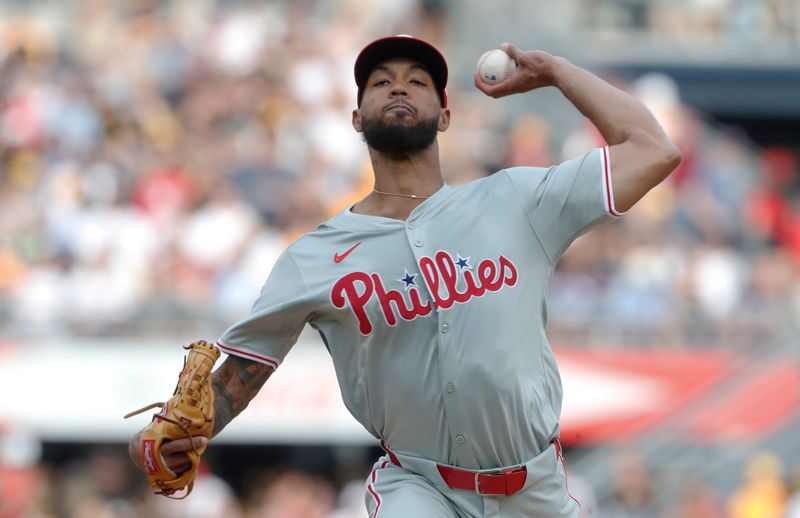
[685,362,800,443]
[557,348,800,446]
[556,348,735,445]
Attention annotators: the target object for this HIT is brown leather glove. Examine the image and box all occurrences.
[125,340,220,498]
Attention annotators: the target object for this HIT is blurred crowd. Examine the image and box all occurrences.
[0,439,368,518]
[586,448,800,518]
[575,0,799,47]
[0,0,798,346]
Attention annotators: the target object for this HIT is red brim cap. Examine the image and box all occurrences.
[354,34,448,108]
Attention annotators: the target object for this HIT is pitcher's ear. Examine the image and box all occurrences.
[352,110,363,133]
[438,109,451,131]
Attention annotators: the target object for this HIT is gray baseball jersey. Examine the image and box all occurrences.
[218,146,618,472]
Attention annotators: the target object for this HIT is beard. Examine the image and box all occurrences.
[361,113,440,158]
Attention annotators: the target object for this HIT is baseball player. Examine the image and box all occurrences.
[129,35,680,517]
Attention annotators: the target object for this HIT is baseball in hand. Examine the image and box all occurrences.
[477,49,516,84]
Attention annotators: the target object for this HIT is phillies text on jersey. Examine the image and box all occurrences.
[330,250,519,335]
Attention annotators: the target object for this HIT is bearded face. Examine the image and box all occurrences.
[355,58,449,159]
[360,113,440,158]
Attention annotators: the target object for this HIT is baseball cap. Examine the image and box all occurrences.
[354,35,448,107]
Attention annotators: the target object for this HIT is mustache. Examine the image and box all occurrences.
[383,101,417,114]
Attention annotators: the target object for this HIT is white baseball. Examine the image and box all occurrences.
[477,49,516,85]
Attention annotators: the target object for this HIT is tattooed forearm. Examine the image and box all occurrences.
[211,355,274,437]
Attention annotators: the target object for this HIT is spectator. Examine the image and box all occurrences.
[729,452,788,518]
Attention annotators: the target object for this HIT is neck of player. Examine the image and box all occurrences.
[353,142,444,221]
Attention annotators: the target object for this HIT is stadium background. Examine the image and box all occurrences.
[0,0,798,516]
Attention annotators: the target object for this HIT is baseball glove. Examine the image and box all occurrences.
[124,340,220,498]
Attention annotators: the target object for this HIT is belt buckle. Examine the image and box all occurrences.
[474,471,485,495]
[474,470,499,496]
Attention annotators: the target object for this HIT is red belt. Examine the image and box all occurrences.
[436,464,527,496]
[381,442,528,496]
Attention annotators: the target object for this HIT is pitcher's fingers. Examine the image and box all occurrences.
[167,457,192,474]
[474,71,492,94]
[474,70,517,98]
[160,436,208,455]
[500,42,522,61]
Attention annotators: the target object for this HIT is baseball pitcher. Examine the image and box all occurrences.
[128,35,680,517]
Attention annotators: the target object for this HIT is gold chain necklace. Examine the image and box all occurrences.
[373,188,431,200]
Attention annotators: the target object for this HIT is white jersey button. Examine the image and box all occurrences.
[407,223,416,230]
[441,323,449,333]
[446,382,455,393]
[414,240,422,247]
[455,435,465,444]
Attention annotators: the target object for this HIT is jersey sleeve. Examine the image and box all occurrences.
[504,146,623,262]
[216,249,311,369]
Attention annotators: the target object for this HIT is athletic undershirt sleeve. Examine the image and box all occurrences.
[504,146,620,263]
[216,250,311,369]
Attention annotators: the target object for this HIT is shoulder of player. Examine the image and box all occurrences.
[281,218,352,257]
[499,165,551,178]
[446,168,546,198]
